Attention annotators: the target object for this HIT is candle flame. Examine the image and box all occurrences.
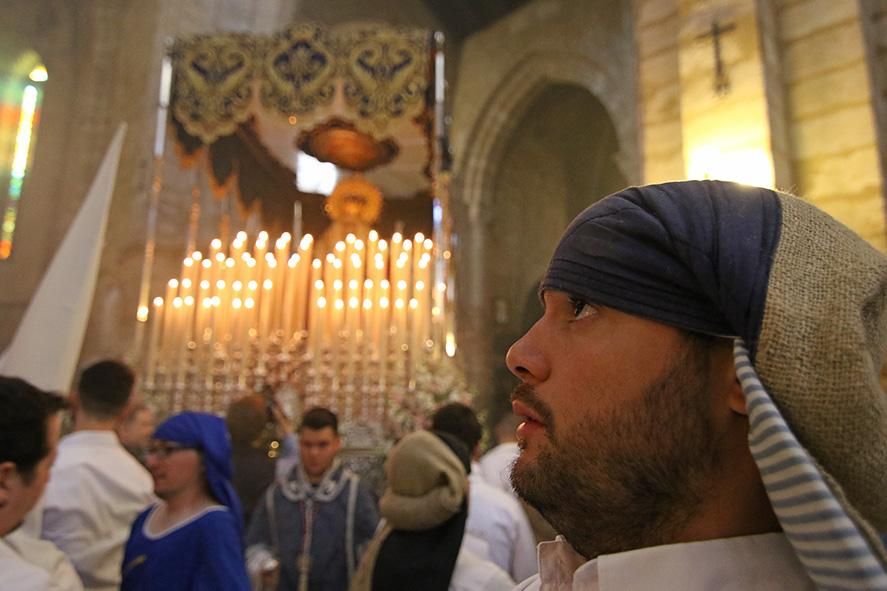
[153,297,164,307]
[226,258,235,268]
[403,240,412,251]
[216,280,226,289]
[335,241,346,252]
[312,258,322,269]
[423,239,433,250]
[369,230,379,241]
[232,298,242,309]
[288,254,300,268]
[334,299,345,310]
[236,231,247,242]
[210,238,222,250]
[381,279,390,289]
[168,279,179,288]
[348,279,359,290]
[314,279,324,290]
[214,252,225,262]
[380,297,389,309]
[192,251,203,261]
[258,231,269,242]
[392,233,402,243]
[364,279,373,288]
[232,280,243,291]
[137,306,149,322]
[415,232,425,243]
[184,258,194,267]
[416,281,425,291]
[202,259,212,269]
[184,295,194,306]
[409,298,418,309]
[300,234,314,250]
[245,297,255,309]
[397,280,407,291]
[317,296,327,309]
[395,299,405,309]
[173,297,183,308]
[248,280,258,291]
[200,280,210,290]
[181,279,192,289]
[363,299,372,309]
[333,279,343,291]
[263,279,273,290]
[349,297,359,309]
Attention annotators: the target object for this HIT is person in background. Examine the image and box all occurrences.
[478,413,521,495]
[0,376,82,591]
[350,430,514,591]
[225,394,297,527]
[506,180,886,589]
[117,403,155,464]
[121,412,250,591]
[246,407,378,591]
[430,402,538,581]
[37,360,154,591]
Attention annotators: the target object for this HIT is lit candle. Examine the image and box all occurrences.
[146,297,164,385]
[293,235,314,333]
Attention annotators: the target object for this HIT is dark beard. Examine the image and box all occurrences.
[510,338,719,559]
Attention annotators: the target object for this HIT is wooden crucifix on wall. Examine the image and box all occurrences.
[696,18,736,96]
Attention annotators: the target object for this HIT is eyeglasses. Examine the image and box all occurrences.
[145,443,197,459]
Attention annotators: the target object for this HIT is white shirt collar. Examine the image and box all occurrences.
[536,533,815,590]
[59,430,121,448]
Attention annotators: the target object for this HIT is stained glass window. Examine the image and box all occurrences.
[0,51,46,260]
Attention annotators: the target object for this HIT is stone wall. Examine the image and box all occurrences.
[777,0,886,251]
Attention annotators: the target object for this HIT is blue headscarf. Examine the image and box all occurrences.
[153,412,244,536]
[541,179,780,358]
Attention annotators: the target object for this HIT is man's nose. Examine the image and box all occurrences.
[506,323,549,383]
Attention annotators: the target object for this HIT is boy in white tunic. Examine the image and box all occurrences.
[0,376,82,591]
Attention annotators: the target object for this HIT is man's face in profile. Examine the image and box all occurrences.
[506,290,722,558]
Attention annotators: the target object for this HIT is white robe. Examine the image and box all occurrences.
[0,528,83,591]
[467,466,538,581]
[450,546,515,591]
[478,442,520,496]
[37,431,155,591]
[514,533,816,590]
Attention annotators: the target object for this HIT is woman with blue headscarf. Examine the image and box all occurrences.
[121,412,250,591]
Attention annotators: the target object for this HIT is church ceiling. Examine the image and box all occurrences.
[422,0,533,38]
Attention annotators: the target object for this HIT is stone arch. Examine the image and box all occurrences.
[451,50,638,405]
[455,50,639,223]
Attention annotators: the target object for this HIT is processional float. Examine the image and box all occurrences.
[132,23,470,444]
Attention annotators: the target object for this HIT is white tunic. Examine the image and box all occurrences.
[450,546,515,591]
[478,442,520,496]
[467,467,538,581]
[514,533,816,590]
[38,431,155,591]
[0,529,83,591]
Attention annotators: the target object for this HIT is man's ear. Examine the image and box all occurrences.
[68,390,80,414]
[0,461,17,506]
[727,375,747,415]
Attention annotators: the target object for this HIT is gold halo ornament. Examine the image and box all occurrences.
[324,175,384,226]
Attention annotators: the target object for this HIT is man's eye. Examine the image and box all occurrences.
[569,297,595,320]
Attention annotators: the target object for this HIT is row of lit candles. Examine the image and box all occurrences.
[143,229,447,385]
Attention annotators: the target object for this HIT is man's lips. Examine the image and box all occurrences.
[512,400,545,427]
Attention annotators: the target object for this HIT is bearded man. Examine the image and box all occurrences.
[506,180,887,590]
